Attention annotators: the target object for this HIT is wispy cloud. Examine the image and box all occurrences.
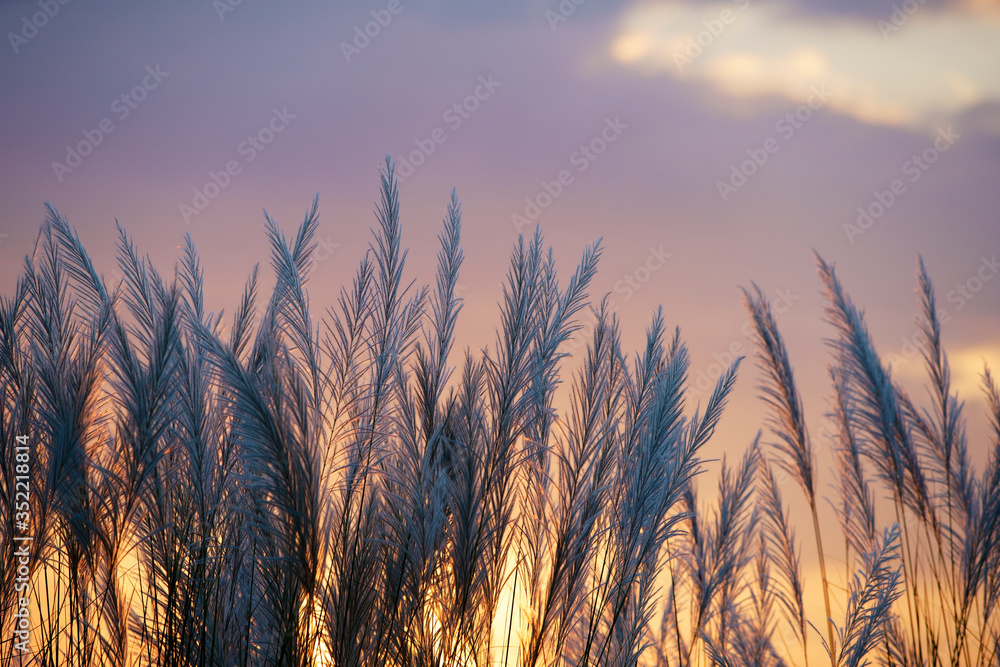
[896,341,1000,403]
[610,0,1000,131]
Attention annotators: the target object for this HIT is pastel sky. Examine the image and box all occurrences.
[1,0,998,632]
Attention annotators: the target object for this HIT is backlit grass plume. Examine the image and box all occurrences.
[0,162,996,667]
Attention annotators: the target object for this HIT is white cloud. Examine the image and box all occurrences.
[610,0,1000,131]
[938,343,1000,403]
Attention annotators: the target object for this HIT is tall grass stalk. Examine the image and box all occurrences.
[0,166,996,667]
[743,284,836,665]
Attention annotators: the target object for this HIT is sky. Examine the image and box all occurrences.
[1,0,999,644]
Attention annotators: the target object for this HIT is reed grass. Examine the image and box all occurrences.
[0,162,996,666]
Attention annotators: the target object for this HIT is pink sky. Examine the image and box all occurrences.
[2,3,999,618]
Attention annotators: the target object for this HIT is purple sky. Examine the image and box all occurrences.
[2,0,999,612]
